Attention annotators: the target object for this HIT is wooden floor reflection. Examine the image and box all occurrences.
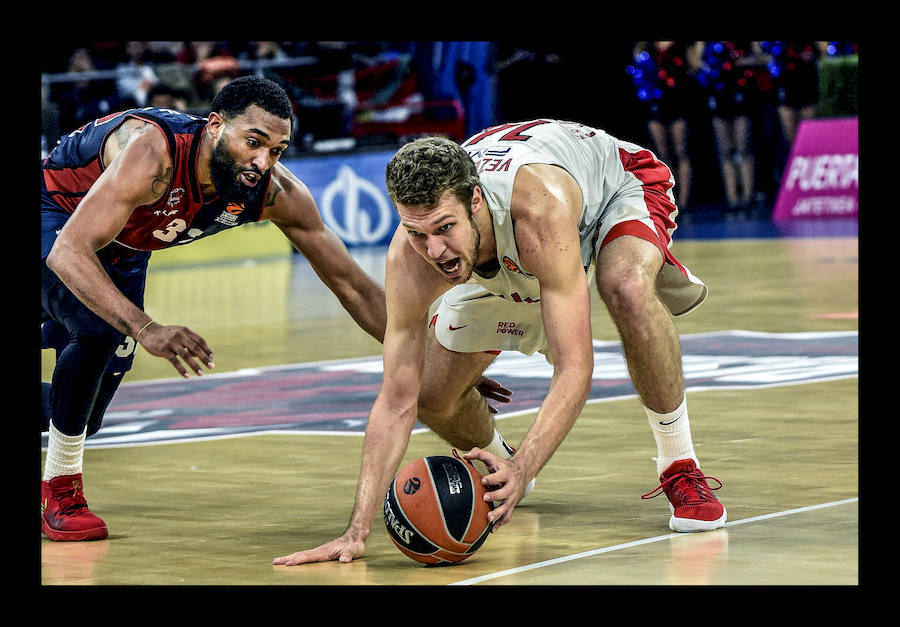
[40,234,859,586]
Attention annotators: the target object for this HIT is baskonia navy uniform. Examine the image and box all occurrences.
[41,106,271,435]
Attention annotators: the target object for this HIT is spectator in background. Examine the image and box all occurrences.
[764,42,826,146]
[176,41,240,107]
[695,41,773,212]
[408,42,495,139]
[52,47,121,133]
[241,41,289,62]
[115,41,159,107]
[145,83,190,110]
[628,42,703,210]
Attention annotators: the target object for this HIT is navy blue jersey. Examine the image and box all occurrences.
[41,107,270,252]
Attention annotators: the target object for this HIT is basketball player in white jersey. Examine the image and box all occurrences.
[274,119,726,566]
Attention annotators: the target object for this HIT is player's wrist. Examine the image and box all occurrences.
[345,521,371,541]
[134,319,157,342]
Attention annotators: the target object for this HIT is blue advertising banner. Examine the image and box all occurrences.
[282,151,399,248]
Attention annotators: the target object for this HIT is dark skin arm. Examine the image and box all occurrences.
[46,119,214,378]
[262,163,387,343]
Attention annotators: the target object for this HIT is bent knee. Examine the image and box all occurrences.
[596,264,661,317]
[417,388,460,422]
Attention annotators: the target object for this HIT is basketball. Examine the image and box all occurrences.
[383,453,494,565]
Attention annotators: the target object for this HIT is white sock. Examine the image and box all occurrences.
[482,427,515,459]
[469,428,514,478]
[645,396,698,476]
[476,428,535,497]
[43,423,87,481]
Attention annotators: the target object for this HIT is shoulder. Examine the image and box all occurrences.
[508,164,584,276]
[102,117,171,169]
[509,164,582,228]
[96,118,175,207]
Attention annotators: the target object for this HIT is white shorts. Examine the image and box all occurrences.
[430,284,549,358]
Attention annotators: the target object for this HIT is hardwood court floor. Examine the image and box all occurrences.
[40,230,859,586]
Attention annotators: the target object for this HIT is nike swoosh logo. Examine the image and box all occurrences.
[449,324,469,331]
[659,417,681,426]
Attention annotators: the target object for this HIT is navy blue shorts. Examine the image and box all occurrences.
[42,208,151,375]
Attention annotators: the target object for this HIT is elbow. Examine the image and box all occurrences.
[576,369,593,406]
[48,233,107,278]
[45,239,69,275]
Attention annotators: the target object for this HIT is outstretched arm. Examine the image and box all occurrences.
[466,164,594,528]
[273,227,446,565]
[263,164,386,343]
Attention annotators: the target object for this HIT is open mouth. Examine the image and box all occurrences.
[438,257,461,275]
[238,171,260,186]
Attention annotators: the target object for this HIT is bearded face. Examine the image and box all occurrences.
[397,191,484,286]
[205,105,291,206]
[208,136,261,207]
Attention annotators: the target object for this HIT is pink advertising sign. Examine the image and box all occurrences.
[773,117,858,221]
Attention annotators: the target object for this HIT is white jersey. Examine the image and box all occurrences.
[430,119,706,358]
[462,119,669,272]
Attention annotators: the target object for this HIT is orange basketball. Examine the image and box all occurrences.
[383,453,494,565]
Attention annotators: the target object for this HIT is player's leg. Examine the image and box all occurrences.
[594,232,698,471]
[41,265,118,541]
[416,326,500,451]
[40,248,145,541]
[595,234,684,416]
[416,328,535,496]
[41,318,129,438]
[594,233,725,531]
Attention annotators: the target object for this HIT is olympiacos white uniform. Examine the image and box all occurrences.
[430,119,707,359]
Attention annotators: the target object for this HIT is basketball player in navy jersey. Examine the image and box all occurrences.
[275,121,726,566]
[40,75,381,541]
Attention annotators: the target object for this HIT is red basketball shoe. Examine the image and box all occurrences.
[641,459,726,532]
[41,474,108,541]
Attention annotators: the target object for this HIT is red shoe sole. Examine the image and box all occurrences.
[41,518,108,542]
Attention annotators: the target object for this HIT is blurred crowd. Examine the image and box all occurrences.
[41,42,497,156]
[41,40,858,215]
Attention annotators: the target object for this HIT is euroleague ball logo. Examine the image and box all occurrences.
[403,477,421,495]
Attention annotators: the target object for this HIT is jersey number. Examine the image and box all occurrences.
[153,218,187,242]
[464,120,550,146]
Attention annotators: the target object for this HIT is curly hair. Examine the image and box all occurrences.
[210,75,293,123]
[385,136,481,211]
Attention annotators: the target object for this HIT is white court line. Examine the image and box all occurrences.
[448,497,859,586]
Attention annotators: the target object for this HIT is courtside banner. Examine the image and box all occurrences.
[282,151,399,248]
[773,117,858,221]
[50,330,858,449]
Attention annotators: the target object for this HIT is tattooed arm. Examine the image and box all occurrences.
[46,119,214,378]
[260,163,387,343]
